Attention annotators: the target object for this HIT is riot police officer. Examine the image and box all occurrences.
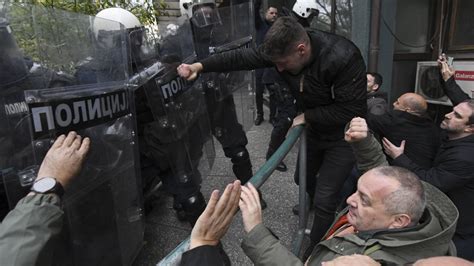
[0,17,31,219]
[262,68,297,172]
[76,8,209,225]
[180,0,267,208]
[0,17,74,219]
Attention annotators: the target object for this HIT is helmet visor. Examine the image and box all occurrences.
[128,27,145,49]
[191,5,221,27]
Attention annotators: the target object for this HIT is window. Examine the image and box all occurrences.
[310,0,352,39]
[448,0,474,51]
[393,0,432,53]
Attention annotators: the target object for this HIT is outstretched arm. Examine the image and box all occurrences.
[189,180,241,249]
[240,183,304,266]
[438,54,470,106]
[0,132,90,266]
[345,117,388,173]
[177,63,203,81]
[180,180,241,266]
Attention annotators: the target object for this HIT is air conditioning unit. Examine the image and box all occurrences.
[415,61,474,106]
[414,61,452,106]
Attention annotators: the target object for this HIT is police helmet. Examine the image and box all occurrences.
[93,7,144,50]
[292,0,319,18]
[179,0,221,27]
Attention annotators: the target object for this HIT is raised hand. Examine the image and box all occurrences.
[382,137,405,159]
[36,131,90,188]
[190,180,241,249]
[239,183,263,233]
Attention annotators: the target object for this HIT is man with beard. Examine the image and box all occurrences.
[383,55,474,260]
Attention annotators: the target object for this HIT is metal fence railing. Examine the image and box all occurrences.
[157,125,307,265]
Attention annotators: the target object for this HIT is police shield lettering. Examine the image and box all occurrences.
[133,18,209,142]
[159,75,193,103]
[2,4,144,265]
[29,89,130,139]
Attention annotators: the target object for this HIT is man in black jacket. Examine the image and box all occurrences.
[254,4,278,125]
[178,16,367,253]
[368,92,440,168]
[383,56,474,260]
[366,72,388,115]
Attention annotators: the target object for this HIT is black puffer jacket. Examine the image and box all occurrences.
[202,29,367,141]
[392,76,474,238]
[368,110,440,168]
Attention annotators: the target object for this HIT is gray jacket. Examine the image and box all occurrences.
[367,91,388,116]
[0,193,63,266]
[241,134,458,265]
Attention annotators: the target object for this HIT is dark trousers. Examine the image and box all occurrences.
[337,166,360,211]
[265,84,297,159]
[255,69,264,116]
[205,90,253,183]
[453,234,474,260]
[294,136,355,243]
[143,121,204,202]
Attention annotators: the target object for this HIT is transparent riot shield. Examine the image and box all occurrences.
[202,2,256,131]
[1,3,143,265]
[128,17,215,174]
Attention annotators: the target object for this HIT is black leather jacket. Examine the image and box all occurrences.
[202,29,367,141]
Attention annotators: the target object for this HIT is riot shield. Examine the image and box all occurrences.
[204,2,256,131]
[128,17,215,173]
[1,4,143,265]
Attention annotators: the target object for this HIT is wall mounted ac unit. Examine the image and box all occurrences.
[414,61,452,106]
[415,61,474,106]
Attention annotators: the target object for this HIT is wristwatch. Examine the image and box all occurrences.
[31,177,64,197]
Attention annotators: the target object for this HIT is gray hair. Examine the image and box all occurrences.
[374,166,426,224]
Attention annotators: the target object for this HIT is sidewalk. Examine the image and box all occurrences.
[133,119,302,265]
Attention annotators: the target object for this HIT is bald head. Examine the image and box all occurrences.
[393,93,427,116]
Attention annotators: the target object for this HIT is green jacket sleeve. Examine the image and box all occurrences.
[0,193,63,266]
[350,133,388,174]
[241,223,303,266]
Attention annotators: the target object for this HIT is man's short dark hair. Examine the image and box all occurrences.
[262,16,308,59]
[463,98,474,125]
[374,166,426,224]
[367,72,383,87]
[260,6,277,20]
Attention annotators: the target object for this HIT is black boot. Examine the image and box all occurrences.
[302,242,316,262]
[292,200,314,216]
[254,114,264,126]
[172,198,187,221]
[181,192,206,226]
[276,161,287,172]
[231,150,253,184]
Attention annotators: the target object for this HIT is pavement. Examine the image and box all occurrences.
[133,111,304,265]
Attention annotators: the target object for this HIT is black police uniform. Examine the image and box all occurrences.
[76,36,207,225]
[262,68,297,160]
[191,21,253,185]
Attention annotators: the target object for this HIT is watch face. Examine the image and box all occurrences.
[33,177,56,193]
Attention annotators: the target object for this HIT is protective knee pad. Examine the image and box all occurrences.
[181,192,206,226]
[230,149,253,184]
